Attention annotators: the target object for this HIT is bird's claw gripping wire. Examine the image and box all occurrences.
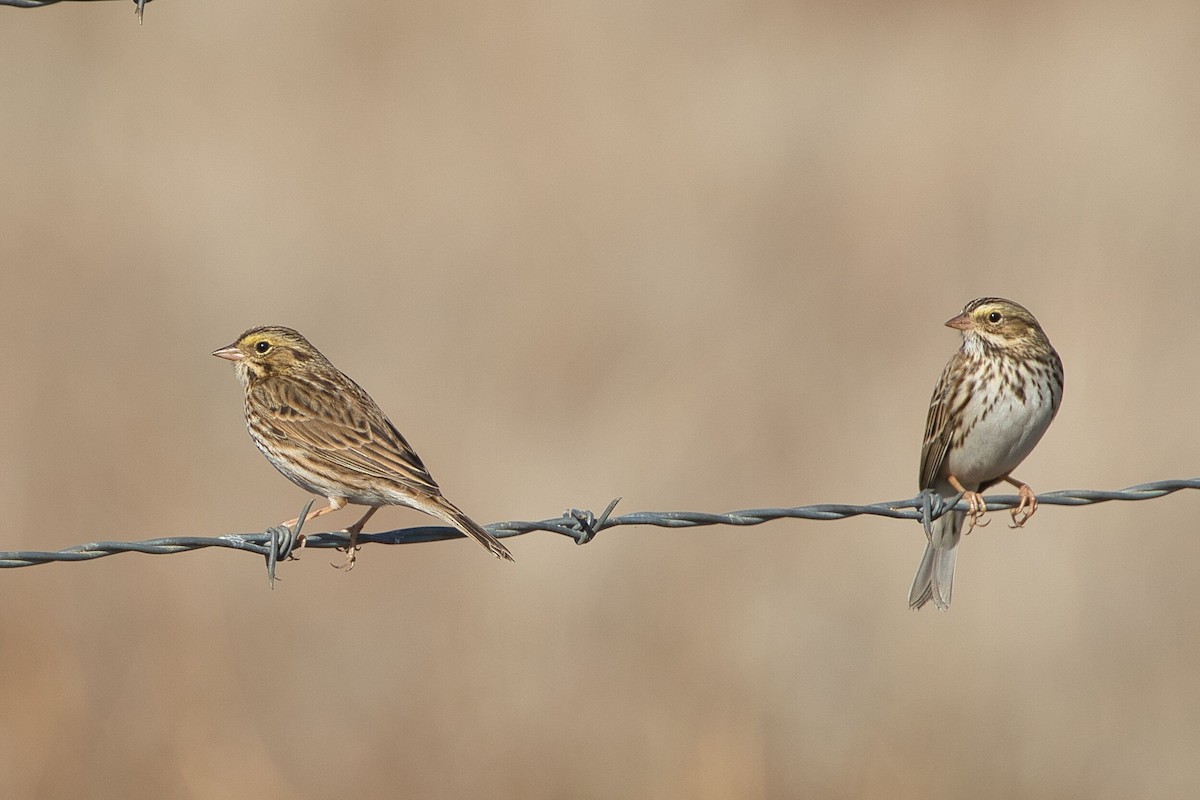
[1008,484,1039,528]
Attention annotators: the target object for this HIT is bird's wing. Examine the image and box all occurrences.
[919,355,960,490]
[251,376,441,494]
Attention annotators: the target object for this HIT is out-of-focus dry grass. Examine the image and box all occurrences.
[1,1,1199,797]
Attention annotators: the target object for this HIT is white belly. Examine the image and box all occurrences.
[945,383,1056,487]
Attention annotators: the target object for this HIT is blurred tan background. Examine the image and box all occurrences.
[1,1,1198,797]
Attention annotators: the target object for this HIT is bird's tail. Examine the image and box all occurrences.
[420,494,515,562]
[908,509,962,610]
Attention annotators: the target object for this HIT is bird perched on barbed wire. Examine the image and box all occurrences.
[213,326,513,569]
[909,298,1063,610]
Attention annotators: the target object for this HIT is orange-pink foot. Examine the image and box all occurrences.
[1010,483,1038,528]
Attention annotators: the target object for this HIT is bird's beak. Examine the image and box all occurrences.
[212,343,244,361]
[944,313,972,331]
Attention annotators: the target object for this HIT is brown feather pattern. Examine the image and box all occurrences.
[215,325,513,562]
[909,298,1062,610]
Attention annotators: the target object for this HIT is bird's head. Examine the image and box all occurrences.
[946,297,1052,356]
[212,326,324,382]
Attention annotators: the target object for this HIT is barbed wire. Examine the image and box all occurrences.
[2,477,1196,587]
[3,0,150,24]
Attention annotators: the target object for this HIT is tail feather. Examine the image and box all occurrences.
[421,494,515,562]
[908,510,962,610]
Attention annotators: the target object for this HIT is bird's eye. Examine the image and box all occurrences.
[987,311,1002,324]
[255,340,271,354]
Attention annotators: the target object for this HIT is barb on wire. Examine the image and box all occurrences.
[1,478,1197,587]
[2,0,150,24]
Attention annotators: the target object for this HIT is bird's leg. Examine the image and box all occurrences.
[333,506,379,571]
[948,474,989,534]
[1002,476,1039,528]
[281,497,346,555]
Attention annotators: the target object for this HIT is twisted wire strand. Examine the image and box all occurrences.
[2,0,149,22]
[1,478,1196,586]
[1,0,144,7]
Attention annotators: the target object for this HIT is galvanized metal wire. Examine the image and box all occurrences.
[1,477,1196,587]
[2,0,150,23]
